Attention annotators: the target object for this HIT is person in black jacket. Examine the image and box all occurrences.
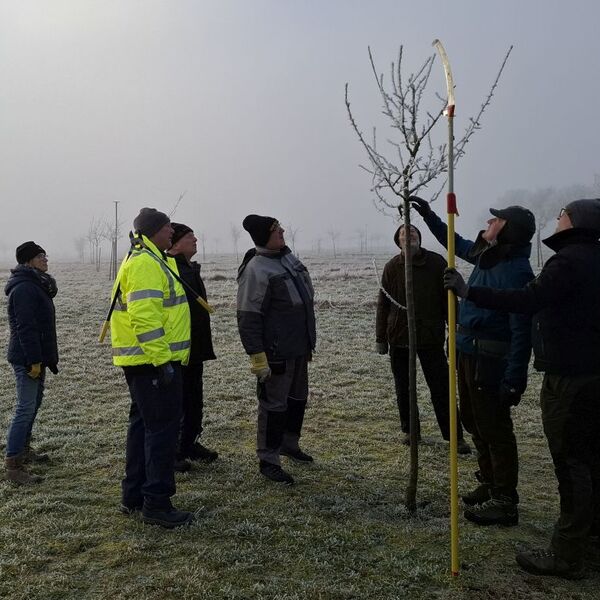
[4,241,59,484]
[167,223,217,467]
[444,198,600,579]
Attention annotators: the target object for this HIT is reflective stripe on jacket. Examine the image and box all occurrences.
[110,235,191,367]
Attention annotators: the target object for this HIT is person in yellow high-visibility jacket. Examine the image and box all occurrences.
[110,207,193,529]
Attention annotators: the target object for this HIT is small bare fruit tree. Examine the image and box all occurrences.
[345,44,511,512]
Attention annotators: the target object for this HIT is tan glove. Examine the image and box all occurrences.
[249,352,271,383]
[27,363,42,379]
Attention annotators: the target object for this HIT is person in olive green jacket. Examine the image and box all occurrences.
[376,224,470,454]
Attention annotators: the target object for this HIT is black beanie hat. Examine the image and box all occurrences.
[490,205,536,245]
[242,214,279,246]
[394,224,422,248]
[133,207,170,237]
[16,241,46,264]
[170,222,194,246]
[565,199,600,232]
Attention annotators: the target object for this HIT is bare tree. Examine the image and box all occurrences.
[230,223,241,262]
[346,44,511,512]
[327,228,340,258]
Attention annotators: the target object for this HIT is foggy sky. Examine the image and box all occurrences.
[1,0,599,260]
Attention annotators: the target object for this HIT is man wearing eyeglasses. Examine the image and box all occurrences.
[411,197,535,527]
[444,198,600,579]
[237,215,316,486]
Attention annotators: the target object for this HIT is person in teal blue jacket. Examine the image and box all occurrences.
[411,197,535,527]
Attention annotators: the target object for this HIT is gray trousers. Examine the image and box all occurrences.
[256,355,309,465]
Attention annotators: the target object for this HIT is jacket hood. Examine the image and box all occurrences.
[543,227,600,253]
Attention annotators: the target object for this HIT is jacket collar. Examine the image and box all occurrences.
[543,228,600,253]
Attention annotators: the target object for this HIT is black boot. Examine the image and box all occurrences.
[187,442,218,463]
[461,483,491,506]
[259,460,294,485]
[141,507,195,529]
[464,495,518,526]
[516,548,585,579]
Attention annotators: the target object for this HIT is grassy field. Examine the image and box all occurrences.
[0,254,597,599]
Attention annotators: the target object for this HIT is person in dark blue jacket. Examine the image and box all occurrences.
[411,197,535,526]
[4,241,59,484]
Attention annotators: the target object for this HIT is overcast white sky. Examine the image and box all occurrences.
[1,0,599,259]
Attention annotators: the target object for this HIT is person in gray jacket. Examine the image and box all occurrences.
[237,214,316,485]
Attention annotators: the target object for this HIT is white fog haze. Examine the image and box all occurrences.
[1,0,599,261]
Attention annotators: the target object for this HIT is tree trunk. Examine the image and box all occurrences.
[402,194,419,513]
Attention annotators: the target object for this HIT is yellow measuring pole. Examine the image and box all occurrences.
[433,38,460,578]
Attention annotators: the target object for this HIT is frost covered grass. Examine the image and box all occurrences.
[0,255,597,599]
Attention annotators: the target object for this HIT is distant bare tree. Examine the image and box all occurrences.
[287,225,299,254]
[87,217,109,272]
[198,232,207,262]
[230,223,241,261]
[327,228,340,258]
[73,236,86,263]
[213,237,220,256]
[346,44,511,512]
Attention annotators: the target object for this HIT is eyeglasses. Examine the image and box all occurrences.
[557,207,568,219]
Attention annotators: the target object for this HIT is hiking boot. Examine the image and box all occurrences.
[280,447,314,464]
[461,483,491,506]
[464,496,518,526]
[186,442,218,463]
[259,460,294,485]
[5,454,43,485]
[401,433,422,446]
[141,507,195,529]
[457,438,472,455]
[516,548,585,580]
[174,458,191,473]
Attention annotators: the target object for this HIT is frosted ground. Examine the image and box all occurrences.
[0,254,596,599]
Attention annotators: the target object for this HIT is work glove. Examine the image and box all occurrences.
[409,196,433,218]
[27,363,42,379]
[47,364,59,375]
[376,342,388,355]
[250,352,271,383]
[157,362,175,387]
[443,268,469,298]
[499,382,522,407]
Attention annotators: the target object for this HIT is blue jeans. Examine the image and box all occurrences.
[5,364,45,457]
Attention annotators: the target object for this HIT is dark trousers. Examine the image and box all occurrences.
[178,363,204,454]
[541,373,600,563]
[458,353,518,501]
[121,364,182,511]
[390,345,463,441]
[256,355,309,466]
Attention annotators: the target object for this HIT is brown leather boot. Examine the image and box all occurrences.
[5,454,43,485]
